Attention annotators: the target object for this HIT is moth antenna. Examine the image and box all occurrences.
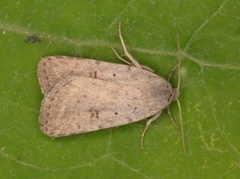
[177,33,187,154]
[167,32,186,154]
[167,106,179,129]
[176,32,181,90]
[177,98,186,154]
[167,60,180,129]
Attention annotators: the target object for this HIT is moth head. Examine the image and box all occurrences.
[168,84,179,104]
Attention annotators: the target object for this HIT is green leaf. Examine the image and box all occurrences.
[0,0,239,178]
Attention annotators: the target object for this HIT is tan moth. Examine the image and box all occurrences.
[38,22,185,152]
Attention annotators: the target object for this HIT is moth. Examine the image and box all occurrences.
[38,22,183,150]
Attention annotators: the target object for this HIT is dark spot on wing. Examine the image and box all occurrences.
[88,71,98,78]
[89,108,99,119]
[127,117,133,122]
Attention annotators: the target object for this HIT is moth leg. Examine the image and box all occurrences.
[118,20,142,69]
[141,111,162,149]
[112,47,154,72]
[140,64,154,72]
[111,21,154,72]
[167,60,181,82]
[111,47,131,65]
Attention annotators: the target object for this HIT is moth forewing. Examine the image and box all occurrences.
[39,73,175,137]
[38,56,170,95]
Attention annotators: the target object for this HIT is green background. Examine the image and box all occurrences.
[0,0,239,178]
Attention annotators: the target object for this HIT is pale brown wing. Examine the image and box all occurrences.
[37,56,164,94]
[40,75,171,137]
